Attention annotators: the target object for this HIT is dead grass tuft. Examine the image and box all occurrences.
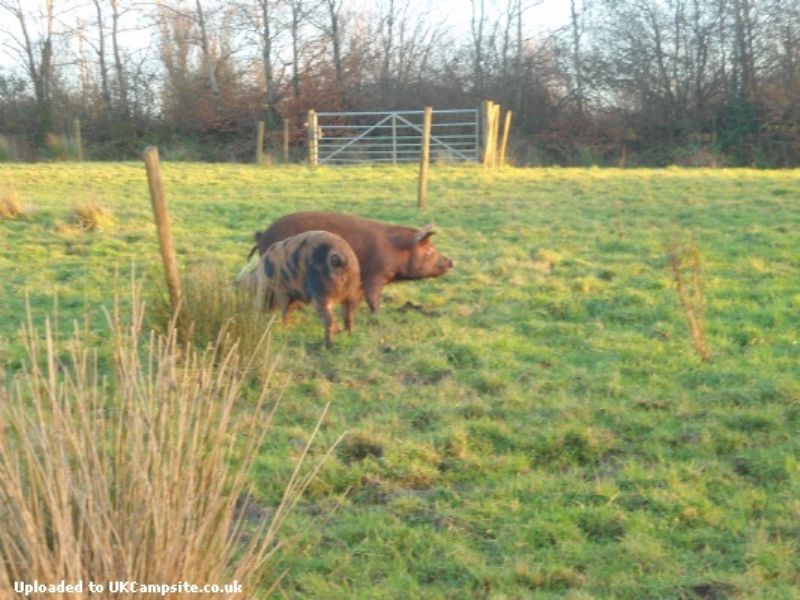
[667,238,713,361]
[0,186,23,219]
[69,200,115,231]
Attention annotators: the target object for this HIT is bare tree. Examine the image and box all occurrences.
[470,0,487,96]
[91,0,112,110]
[570,0,585,116]
[110,0,130,116]
[157,0,196,127]
[75,15,89,109]
[253,0,277,116]
[377,0,396,103]
[321,0,343,85]
[287,0,304,99]
[513,0,524,110]
[0,0,56,138]
[732,0,757,100]
[195,0,222,115]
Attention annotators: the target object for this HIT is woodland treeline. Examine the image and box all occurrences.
[0,0,798,166]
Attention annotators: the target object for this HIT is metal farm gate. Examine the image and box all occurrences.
[310,109,479,165]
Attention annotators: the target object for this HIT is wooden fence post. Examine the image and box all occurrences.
[490,103,501,167]
[283,119,290,163]
[499,110,512,166]
[256,120,265,164]
[307,110,318,166]
[74,118,83,161]
[417,106,432,211]
[143,146,182,314]
[481,100,492,166]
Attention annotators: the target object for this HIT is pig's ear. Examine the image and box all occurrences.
[413,223,437,244]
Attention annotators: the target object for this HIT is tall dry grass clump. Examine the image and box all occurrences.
[150,261,276,365]
[0,186,23,219]
[0,286,323,598]
[667,239,713,361]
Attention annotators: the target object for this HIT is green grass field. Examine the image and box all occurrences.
[1,163,799,598]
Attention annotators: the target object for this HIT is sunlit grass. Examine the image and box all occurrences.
[1,162,799,597]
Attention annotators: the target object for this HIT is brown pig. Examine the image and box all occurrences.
[248,212,454,313]
[251,230,362,347]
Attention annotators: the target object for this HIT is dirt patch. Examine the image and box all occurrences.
[396,301,441,316]
[682,582,736,599]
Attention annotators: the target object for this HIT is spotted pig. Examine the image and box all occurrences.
[253,230,362,347]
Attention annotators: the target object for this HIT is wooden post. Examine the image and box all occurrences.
[307,110,318,166]
[499,109,512,166]
[490,103,501,167]
[74,118,83,161]
[143,147,182,314]
[483,101,500,167]
[481,100,492,166]
[391,114,398,165]
[283,119,290,163]
[256,120,265,165]
[417,106,432,211]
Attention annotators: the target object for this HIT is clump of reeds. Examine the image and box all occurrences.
[0,186,23,219]
[149,260,277,366]
[0,283,328,598]
[666,239,712,361]
[69,200,115,231]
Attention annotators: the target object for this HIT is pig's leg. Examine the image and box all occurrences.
[342,300,357,333]
[314,299,337,347]
[276,291,293,325]
[284,299,304,323]
[363,277,384,314]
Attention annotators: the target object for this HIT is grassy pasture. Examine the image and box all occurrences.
[1,163,799,598]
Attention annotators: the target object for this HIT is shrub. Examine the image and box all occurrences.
[44,132,80,161]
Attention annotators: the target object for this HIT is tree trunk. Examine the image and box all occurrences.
[514,0,523,112]
[570,0,584,117]
[733,0,756,100]
[92,0,112,110]
[379,0,395,104]
[110,0,130,117]
[196,0,222,117]
[471,0,486,97]
[290,0,301,99]
[9,0,55,141]
[259,0,276,117]
[327,0,344,86]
